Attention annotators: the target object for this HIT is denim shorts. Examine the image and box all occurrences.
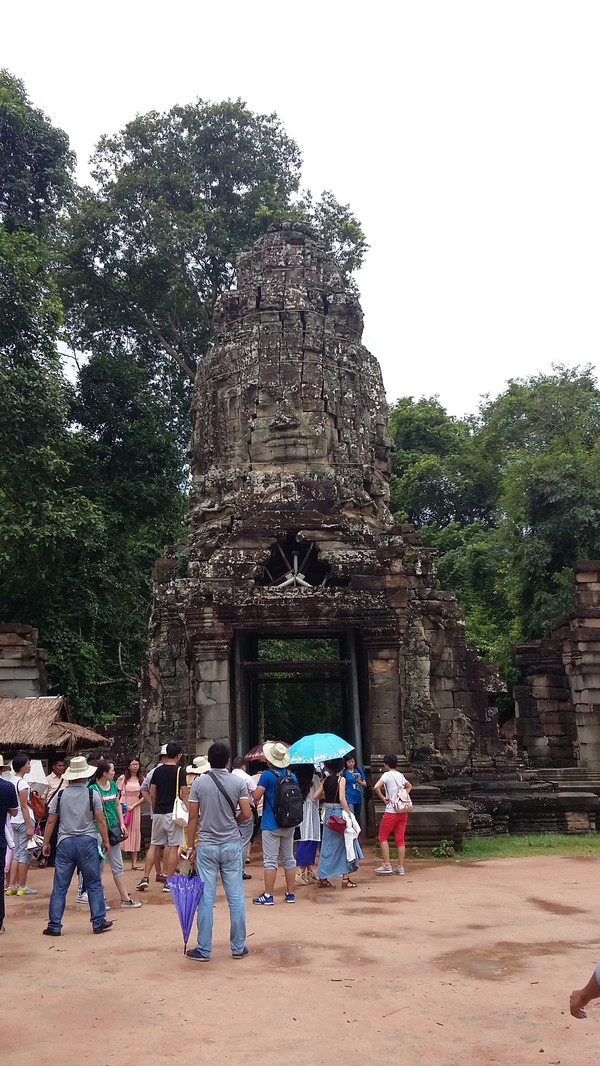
[12,823,31,864]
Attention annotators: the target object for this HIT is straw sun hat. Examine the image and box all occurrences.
[62,756,96,781]
[262,741,290,768]
[186,755,211,775]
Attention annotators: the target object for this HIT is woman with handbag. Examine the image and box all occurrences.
[312,759,362,888]
[116,757,144,871]
[373,752,413,876]
[90,760,141,908]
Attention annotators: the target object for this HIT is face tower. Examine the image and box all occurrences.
[141,222,509,782]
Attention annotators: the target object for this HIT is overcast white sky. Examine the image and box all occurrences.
[4,1,600,416]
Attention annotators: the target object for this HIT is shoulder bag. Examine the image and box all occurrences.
[172,766,189,827]
[391,772,413,814]
[325,778,346,834]
[207,771,238,822]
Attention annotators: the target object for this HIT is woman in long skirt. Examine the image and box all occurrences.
[116,757,144,871]
[313,758,362,888]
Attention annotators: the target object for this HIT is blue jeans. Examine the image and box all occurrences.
[48,836,106,932]
[195,842,246,957]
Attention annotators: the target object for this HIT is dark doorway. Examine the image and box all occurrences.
[232,631,363,763]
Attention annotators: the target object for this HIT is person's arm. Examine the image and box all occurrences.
[252,784,266,805]
[20,782,34,837]
[42,812,58,856]
[95,808,110,854]
[312,781,325,801]
[338,775,351,816]
[403,777,413,793]
[237,796,252,824]
[187,799,199,863]
[150,782,157,813]
[356,768,367,788]
[373,775,387,804]
[115,788,128,837]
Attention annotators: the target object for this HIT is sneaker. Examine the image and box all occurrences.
[186,947,210,961]
[394,865,405,876]
[42,926,61,936]
[0,924,5,934]
[120,898,142,908]
[136,877,149,891]
[252,893,274,906]
[163,884,171,893]
[242,872,252,880]
[5,887,17,896]
[375,863,393,875]
[284,892,296,903]
[16,886,37,895]
[232,946,249,958]
[92,920,113,934]
[76,892,89,904]
[155,873,167,883]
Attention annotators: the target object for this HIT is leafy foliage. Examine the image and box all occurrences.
[389,367,600,699]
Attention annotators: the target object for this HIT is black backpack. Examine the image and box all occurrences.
[266,769,303,828]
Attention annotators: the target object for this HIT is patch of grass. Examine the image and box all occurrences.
[458,833,600,861]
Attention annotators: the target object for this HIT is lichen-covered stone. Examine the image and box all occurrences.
[140,223,509,774]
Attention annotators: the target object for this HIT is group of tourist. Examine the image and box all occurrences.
[0,741,412,956]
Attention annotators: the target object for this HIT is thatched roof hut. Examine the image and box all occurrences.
[0,696,107,756]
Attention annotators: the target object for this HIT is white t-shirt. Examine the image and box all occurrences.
[11,777,31,826]
[231,768,257,806]
[380,770,408,814]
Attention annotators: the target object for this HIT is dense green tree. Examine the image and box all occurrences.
[0,70,74,234]
[389,368,600,695]
[61,98,367,385]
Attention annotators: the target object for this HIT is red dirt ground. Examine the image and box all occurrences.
[1,850,598,1065]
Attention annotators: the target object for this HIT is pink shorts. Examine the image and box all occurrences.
[378,812,408,848]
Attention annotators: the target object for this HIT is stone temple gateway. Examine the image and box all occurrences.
[140,223,510,783]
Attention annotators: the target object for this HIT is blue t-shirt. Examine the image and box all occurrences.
[0,777,18,847]
[258,768,298,831]
[341,767,364,806]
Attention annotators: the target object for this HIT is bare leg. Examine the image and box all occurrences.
[264,868,277,895]
[12,860,29,889]
[144,844,157,878]
[113,873,132,903]
[284,867,295,893]
[155,847,163,875]
[163,845,179,878]
[571,968,600,1018]
[380,839,391,864]
[397,845,405,866]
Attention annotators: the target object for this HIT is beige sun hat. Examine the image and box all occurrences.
[186,755,211,775]
[262,741,290,768]
[63,755,96,781]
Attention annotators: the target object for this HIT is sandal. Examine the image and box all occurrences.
[342,877,357,888]
[317,879,332,888]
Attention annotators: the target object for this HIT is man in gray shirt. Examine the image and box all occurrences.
[186,742,251,961]
[42,755,112,935]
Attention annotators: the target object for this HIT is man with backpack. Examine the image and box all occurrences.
[41,755,112,935]
[251,742,302,906]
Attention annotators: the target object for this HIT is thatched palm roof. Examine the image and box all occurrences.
[0,697,106,753]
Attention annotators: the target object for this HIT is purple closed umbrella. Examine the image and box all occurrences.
[166,872,205,954]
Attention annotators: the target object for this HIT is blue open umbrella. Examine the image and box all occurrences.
[166,872,205,954]
[288,732,354,765]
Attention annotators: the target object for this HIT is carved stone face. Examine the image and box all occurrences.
[189,224,393,529]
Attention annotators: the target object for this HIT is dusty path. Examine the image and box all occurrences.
[1,851,598,1065]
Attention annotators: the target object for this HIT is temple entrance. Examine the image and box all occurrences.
[232,630,364,766]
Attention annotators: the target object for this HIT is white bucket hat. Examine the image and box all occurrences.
[63,755,96,781]
[263,741,290,768]
[186,755,211,775]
